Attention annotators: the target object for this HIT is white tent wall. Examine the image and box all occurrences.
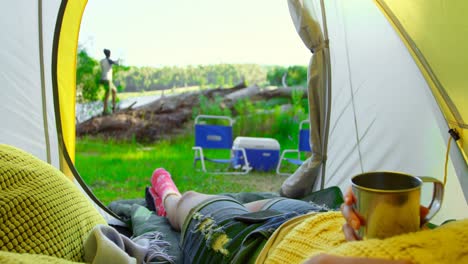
[0,1,61,168]
[319,0,468,224]
[0,1,125,226]
[43,0,63,170]
[2,0,466,229]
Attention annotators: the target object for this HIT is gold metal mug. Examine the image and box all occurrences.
[351,171,444,239]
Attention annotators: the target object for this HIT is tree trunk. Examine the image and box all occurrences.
[76,83,306,142]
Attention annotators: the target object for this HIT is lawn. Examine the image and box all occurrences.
[76,90,309,205]
[75,134,291,205]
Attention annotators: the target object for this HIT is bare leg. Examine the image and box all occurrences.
[164,194,274,231]
[164,191,218,231]
[111,86,117,112]
[103,88,110,114]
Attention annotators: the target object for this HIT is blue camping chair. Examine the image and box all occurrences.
[192,115,251,174]
[276,120,311,176]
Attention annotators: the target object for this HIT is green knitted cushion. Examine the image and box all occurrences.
[0,250,79,264]
[0,144,107,262]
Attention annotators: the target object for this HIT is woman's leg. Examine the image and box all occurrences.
[164,191,217,231]
[151,168,276,231]
[164,195,275,231]
[151,168,221,231]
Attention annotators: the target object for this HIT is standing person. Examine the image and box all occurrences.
[100,48,119,115]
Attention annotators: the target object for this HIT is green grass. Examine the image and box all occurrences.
[76,134,291,205]
[76,91,309,205]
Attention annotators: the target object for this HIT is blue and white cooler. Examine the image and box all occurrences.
[232,137,280,172]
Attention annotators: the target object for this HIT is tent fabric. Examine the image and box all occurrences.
[0,0,123,225]
[53,1,124,225]
[0,1,61,169]
[375,0,468,164]
[281,0,331,198]
[1,0,467,231]
[56,0,88,177]
[316,0,467,224]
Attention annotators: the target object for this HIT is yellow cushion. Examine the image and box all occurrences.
[0,144,106,262]
[0,250,80,264]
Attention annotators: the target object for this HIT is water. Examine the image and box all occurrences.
[76,94,160,123]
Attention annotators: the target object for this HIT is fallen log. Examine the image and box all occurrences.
[76,83,306,142]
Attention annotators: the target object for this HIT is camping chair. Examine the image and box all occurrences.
[192,115,251,174]
[276,120,311,176]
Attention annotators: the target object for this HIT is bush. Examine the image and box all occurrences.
[286,65,308,87]
[266,66,287,86]
[266,65,308,87]
[192,95,232,121]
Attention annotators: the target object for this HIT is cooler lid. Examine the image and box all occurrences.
[233,137,280,150]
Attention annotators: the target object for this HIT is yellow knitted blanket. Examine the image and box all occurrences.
[0,144,106,262]
[261,211,468,264]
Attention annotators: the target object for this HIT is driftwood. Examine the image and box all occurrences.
[224,84,260,102]
[76,83,307,142]
[253,86,306,101]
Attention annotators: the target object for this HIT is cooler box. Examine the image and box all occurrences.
[232,137,280,172]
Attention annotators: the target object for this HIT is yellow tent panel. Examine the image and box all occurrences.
[57,0,88,178]
[376,0,468,162]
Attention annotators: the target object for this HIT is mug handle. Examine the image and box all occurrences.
[418,177,444,224]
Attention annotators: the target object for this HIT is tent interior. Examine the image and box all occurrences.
[0,0,467,262]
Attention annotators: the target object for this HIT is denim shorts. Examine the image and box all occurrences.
[180,196,329,264]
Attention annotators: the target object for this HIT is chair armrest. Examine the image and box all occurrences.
[277,149,301,176]
[280,149,300,160]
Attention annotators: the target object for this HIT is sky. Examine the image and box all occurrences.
[79,0,310,68]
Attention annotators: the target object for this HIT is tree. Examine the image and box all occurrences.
[286,65,307,86]
[266,66,287,86]
[76,46,100,102]
[113,63,130,92]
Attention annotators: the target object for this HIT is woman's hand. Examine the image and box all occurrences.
[340,187,430,241]
[340,187,364,241]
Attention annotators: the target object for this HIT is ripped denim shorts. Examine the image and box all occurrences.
[180,196,329,264]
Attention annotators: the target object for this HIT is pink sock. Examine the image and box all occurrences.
[148,187,167,216]
[151,168,181,215]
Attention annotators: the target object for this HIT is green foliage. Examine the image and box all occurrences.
[266,66,287,86]
[192,87,308,148]
[285,65,308,86]
[77,42,307,103]
[266,65,308,87]
[112,63,267,92]
[229,88,308,149]
[76,47,100,102]
[113,64,131,92]
[192,95,232,119]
